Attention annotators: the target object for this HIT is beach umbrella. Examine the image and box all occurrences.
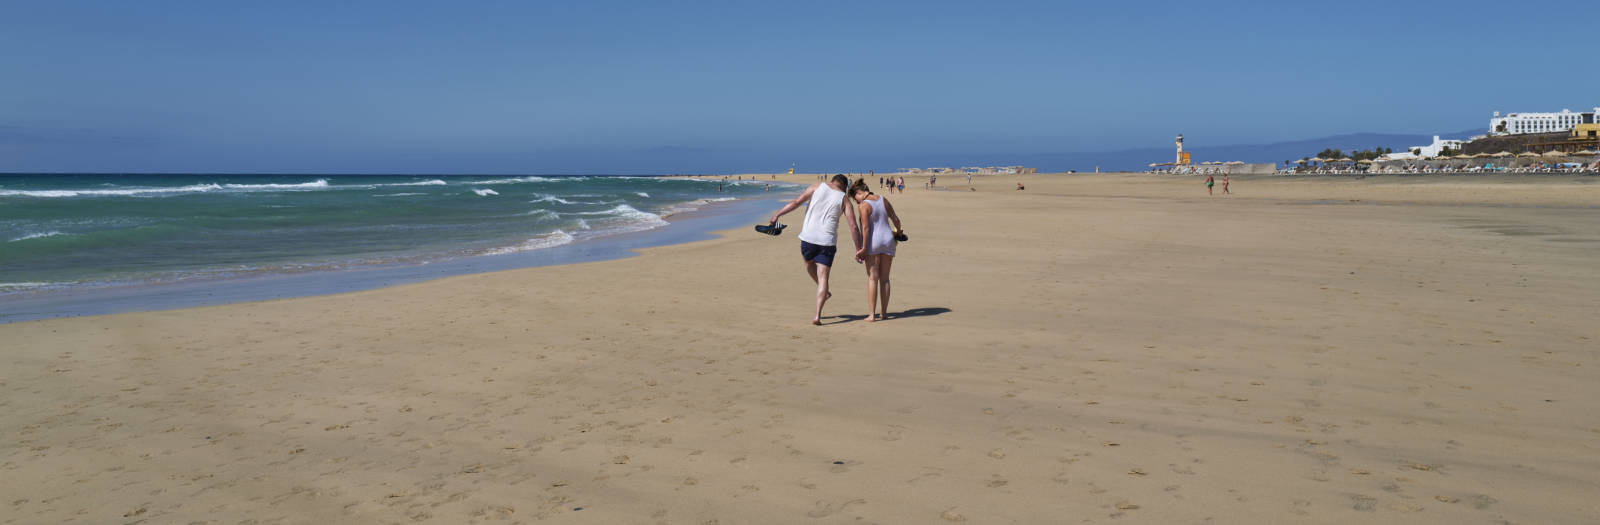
[1517,152,1540,157]
[1452,154,1472,159]
[1225,161,1245,165]
[1293,159,1307,164]
[1357,159,1373,164]
[1472,153,1492,158]
[1575,150,1599,155]
[1492,151,1513,157]
[1338,157,1354,162]
[1542,150,1567,157]
[1148,163,1160,168]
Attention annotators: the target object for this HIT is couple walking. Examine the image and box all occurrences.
[770,174,904,325]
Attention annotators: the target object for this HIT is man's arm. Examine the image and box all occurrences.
[842,195,862,251]
[770,184,818,224]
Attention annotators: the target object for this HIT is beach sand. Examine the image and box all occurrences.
[3,173,1598,523]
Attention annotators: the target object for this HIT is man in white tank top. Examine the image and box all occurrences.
[769,174,862,325]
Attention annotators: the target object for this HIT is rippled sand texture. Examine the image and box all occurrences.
[3,172,1598,523]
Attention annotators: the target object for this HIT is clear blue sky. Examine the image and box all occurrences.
[1,0,1591,173]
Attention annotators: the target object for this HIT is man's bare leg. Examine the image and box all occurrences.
[805,260,831,301]
[812,263,832,325]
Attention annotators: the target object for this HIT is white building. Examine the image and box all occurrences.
[1400,135,1466,158]
[1489,108,1598,136]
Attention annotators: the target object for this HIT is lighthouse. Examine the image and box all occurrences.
[1175,134,1185,165]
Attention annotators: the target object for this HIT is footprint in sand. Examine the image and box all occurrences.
[1471,494,1497,509]
[805,498,865,518]
[1349,494,1377,512]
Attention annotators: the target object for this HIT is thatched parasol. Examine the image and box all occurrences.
[1293,159,1307,164]
[1472,153,1492,158]
[1516,152,1540,158]
[1542,150,1567,157]
[1492,151,1513,157]
[1452,154,1473,159]
[1225,161,1245,165]
[1574,150,1599,156]
[1357,159,1374,164]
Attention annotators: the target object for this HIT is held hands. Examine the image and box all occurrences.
[855,248,866,263]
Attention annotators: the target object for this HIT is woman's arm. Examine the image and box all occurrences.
[856,200,873,258]
[883,198,903,232]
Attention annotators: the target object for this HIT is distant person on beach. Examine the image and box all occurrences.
[1016,182,1025,190]
[770,174,863,325]
[848,179,903,322]
[1205,175,1214,195]
[897,177,905,194]
[1222,175,1231,195]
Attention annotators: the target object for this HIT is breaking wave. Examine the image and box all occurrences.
[482,230,576,256]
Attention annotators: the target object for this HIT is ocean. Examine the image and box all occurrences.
[0,174,783,295]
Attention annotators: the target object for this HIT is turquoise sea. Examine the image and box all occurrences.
[0,174,780,294]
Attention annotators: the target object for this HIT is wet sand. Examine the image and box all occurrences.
[3,172,1598,523]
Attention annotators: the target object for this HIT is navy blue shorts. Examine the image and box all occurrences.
[800,241,837,266]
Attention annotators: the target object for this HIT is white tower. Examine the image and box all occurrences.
[1175,134,1185,164]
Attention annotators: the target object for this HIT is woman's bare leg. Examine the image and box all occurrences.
[878,255,894,319]
[864,254,880,322]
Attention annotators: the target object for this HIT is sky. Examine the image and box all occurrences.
[1,0,1594,173]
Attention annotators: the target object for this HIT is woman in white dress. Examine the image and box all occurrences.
[848,179,904,322]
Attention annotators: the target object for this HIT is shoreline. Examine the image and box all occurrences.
[0,195,784,324]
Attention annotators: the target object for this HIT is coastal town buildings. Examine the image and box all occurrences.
[901,166,1036,175]
[1489,108,1598,136]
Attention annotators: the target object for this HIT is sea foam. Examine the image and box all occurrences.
[8,231,67,242]
[529,194,573,204]
[482,230,576,256]
[476,176,553,185]
[0,179,332,198]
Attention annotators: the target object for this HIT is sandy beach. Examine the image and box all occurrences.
[3,172,1598,524]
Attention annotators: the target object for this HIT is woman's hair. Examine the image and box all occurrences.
[847,178,872,198]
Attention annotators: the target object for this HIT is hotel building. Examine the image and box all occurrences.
[1489,108,1598,136]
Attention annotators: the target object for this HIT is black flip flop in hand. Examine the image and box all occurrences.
[755,222,787,236]
[893,230,908,242]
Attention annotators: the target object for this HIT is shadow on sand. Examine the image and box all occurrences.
[823,306,952,325]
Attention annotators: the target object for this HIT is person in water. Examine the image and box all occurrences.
[848,179,904,322]
[770,174,863,325]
